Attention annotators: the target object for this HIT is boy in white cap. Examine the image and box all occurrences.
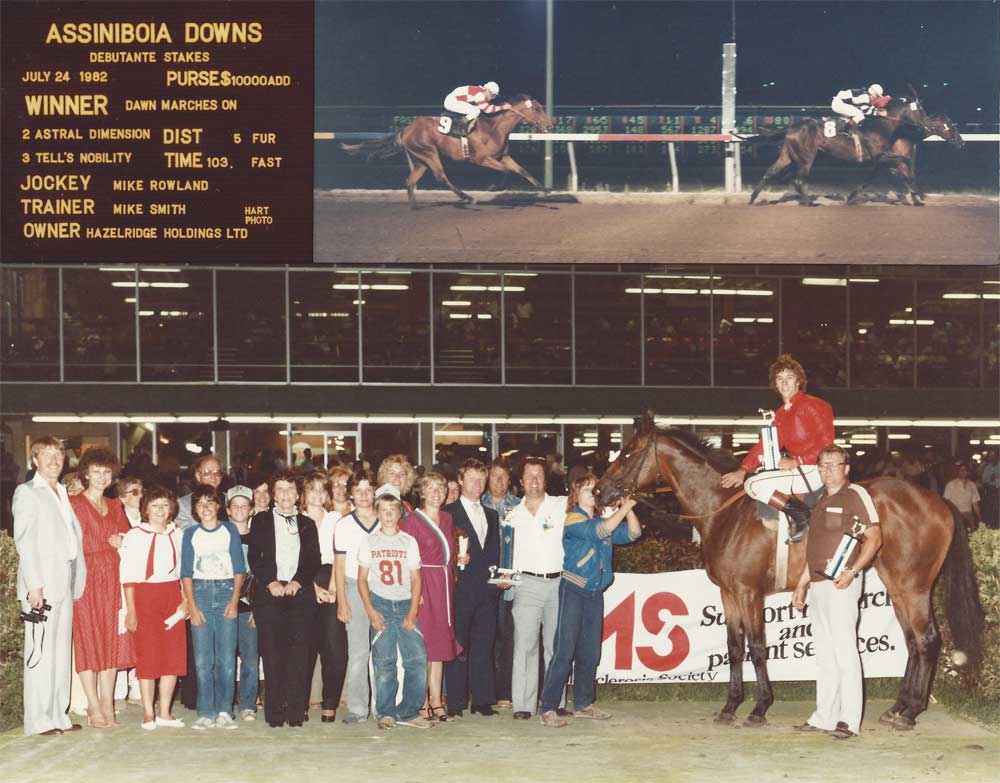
[358,484,434,729]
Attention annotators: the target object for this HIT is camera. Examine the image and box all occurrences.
[21,601,52,624]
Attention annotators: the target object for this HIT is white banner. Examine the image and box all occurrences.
[596,570,906,684]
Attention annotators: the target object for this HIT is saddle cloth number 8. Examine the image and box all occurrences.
[823,120,837,138]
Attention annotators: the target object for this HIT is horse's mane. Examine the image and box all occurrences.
[658,427,740,473]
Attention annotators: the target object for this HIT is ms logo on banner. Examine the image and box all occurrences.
[603,591,690,671]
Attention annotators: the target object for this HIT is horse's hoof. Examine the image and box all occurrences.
[878,710,900,726]
[714,711,736,724]
[744,714,768,726]
[891,714,916,731]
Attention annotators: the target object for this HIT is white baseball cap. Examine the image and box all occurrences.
[374,483,401,502]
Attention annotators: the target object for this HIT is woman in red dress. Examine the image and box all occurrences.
[400,471,462,722]
[69,448,135,728]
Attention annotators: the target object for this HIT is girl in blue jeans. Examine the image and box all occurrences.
[539,475,640,728]
[181,485,246,730]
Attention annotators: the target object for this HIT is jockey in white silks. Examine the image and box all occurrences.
[831,84,890,127]
[442,82,511,134]
[720,355,836,543]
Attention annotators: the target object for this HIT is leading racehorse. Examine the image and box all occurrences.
[341,94,553,209]
[595,413,983,729]
[747,89,961,206]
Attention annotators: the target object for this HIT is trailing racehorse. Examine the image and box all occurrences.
[747,90,961,206]
[340,94,553,209]
[595,414,984,729]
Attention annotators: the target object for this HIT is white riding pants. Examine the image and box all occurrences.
[444,96,480,120]
[830,97,866,124]
[744,465,821,504]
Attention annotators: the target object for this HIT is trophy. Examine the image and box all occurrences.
[488,520,521,586]
[821,515,867,581]
[758,408,781,471]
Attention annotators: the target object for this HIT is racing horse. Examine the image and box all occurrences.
[341,94,553,209]
[747,89,956,206]
[595,413,984,729]
[845,112,964,205]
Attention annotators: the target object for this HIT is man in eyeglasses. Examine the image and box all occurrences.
[176,455,229,529]
[791,444,882,740]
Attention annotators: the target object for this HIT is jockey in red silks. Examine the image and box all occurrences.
[720,354,835,543]
[443,81,511,135]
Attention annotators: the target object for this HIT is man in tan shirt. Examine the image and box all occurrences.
[792,444,882,740]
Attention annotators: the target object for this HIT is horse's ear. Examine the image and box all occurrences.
[637,410,656,433]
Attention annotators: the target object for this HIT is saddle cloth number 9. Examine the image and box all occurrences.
[438,115,453,134]
[823,120,837,138]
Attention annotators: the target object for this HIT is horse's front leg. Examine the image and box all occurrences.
[741,592,774,724]
[496,154,548,192]
[716,590,746,723]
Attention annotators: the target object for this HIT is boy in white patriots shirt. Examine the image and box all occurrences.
[358,484,434,730]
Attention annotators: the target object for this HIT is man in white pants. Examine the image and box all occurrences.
[831,84,885,127]
[792,445,882,740]
[506,458,566,719]
[14,436,87,736]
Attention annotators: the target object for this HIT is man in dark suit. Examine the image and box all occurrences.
[444,458,503,718]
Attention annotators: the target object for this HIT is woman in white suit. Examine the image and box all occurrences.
[13,436,87,736]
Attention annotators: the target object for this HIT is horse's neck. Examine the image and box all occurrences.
[482,109,523,141]
[662,449,730,518]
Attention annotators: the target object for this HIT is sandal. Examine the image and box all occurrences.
[430,705,449,723]
[87,710,111,729]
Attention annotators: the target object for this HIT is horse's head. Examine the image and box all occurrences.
[594,412,659,507]
[928,113,964,149]
[887,84,937,137]
[509,95,554,132]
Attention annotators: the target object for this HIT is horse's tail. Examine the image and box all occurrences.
[340,133,402,162]
[940,499,985,664]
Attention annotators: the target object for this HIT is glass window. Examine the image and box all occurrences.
[849,279,915,388]
[781,277,848,388]
[138,270,213,382]
[155,422,217,491]
[915,281,981,388]
[575,274,641,385]
[712,277,778,387]
[1,267,59,381]
[504,273,572,385]
[120,422,154,473]
[289,271,359,382]
[63,267,136,382]
[433,423,492,466]
[433,273,500,384]
[496,429,560,459]
[230,424,294,477]
[984,284,999,388]
[643,274,710,386]
[287,427,358,471]
[564,424,622,472]
[361,271,430,383]
[216,270,287,382]
[361,423,419,469]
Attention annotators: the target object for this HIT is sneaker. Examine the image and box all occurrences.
[140,720,157,731]
[216,713,238,730]
[377,716,396,730]
[240,709,256,722]
[540,710,568,728]
[341,713,366,725]
[573,705,611,720]
[191,716,216,731]
[154,716,184,728]
[397,716,436,729]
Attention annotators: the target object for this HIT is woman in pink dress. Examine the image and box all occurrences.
[69,448,136,728]
[400,471,462,722]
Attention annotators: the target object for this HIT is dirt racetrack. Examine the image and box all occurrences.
[315,190,998,265]
[1,699,996,783]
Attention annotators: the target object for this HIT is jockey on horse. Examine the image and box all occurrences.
[443,81,511,136]
[719,354,834,543]
[830,83,892,156]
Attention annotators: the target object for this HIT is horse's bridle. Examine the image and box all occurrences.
[508,103,549,132]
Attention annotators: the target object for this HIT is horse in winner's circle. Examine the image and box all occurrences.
[340,94,553,209]
[747,92,962,206]
[595,415,984,729]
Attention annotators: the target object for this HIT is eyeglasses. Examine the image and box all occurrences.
[199,470,223,477]
[124,489,142,496]
[818,463,847,470]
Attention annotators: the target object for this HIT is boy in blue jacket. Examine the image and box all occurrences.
[539,473,640,727]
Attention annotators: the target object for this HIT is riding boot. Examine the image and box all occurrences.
[465,117,477,135]
[766,491,811,543]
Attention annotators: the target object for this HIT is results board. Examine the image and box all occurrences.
[1,1,314,263]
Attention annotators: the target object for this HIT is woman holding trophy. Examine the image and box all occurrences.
[720,354,835,543]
